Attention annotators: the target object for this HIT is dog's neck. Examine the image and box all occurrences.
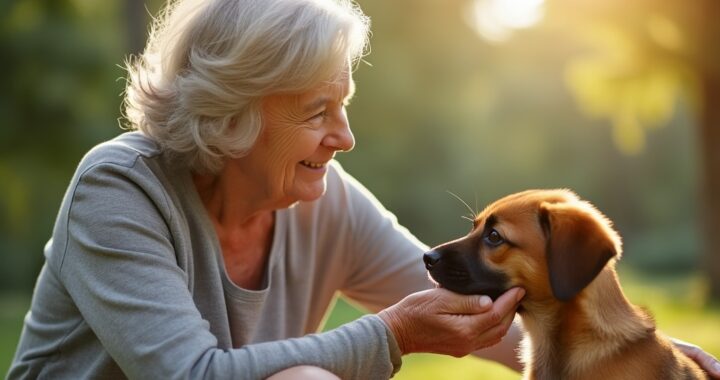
[519,266,656,379]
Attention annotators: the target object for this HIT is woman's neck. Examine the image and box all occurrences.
[192,166,278,290]
[192,164,280,228]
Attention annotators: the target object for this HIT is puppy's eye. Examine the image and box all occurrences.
[484,229,505,247]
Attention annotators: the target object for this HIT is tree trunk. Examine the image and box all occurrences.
[700,0,720,302]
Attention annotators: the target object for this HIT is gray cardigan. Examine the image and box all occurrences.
[8,132,431,379]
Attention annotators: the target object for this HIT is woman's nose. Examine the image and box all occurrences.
[323,111,355,152]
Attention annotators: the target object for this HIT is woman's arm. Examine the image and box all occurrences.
[20,161,400,380]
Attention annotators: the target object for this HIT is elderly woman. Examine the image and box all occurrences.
[8,0,719,379]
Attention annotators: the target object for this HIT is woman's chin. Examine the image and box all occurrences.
[297,189,326,202]
[282,189,324,205]
[291,181,327,203]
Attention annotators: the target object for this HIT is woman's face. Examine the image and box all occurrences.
[232,69,355,207]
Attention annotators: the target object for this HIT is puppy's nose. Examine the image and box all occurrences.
[423,250,442,269]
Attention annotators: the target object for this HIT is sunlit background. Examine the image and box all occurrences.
[2,0,719,377]
[467,0,545,43]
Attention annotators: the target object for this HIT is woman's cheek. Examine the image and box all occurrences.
[264,129,303,173]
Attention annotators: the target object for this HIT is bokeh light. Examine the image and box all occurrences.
[465,0,545,42]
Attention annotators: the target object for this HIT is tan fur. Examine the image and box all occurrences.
[439,189,708,380]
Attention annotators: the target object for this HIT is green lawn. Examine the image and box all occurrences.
[324,269,720,380]
[2,269,718,378]
[0,294,30,376]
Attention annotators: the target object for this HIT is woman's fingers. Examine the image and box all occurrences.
[440,288,522,354]
[439,287,524,316]
[471,304,517,349]
[672,338,720,378]
[436,288,493,314]
[466,288,524,329]
[378,287,525,356]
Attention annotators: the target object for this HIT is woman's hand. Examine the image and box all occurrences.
[671,338,720,379]
[378,287,525,357]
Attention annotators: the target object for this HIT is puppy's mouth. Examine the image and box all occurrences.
[435,277,507,300]
[300,160,326,169]
[424,249,510,301]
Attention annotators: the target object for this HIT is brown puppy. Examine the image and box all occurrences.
[424,189,708,380]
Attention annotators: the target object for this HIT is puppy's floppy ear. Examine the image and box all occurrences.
[539,200,621,302]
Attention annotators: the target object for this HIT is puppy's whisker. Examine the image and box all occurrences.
[447,190,477,219]
[474,191,479,217]
[461,215,474,223]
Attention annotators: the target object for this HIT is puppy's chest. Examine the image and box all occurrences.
[520,334,562,380]
[520,332,615,380]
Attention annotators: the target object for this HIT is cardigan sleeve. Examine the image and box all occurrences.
[51,161,403,379]
[330,162,434,312]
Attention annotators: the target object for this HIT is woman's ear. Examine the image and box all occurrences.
[538,200,621,302]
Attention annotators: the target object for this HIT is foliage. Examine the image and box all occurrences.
[342,0,702,274]
[550,0,701,155]
[0,0,125,290]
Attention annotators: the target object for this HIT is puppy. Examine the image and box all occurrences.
[424,189,708,380]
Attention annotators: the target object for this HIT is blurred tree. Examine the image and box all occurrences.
[0,0,124,291]
[697,0,720,302]
[553,0,720,300]
[126,0,148,54]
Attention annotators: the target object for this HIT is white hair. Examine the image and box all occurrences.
[123,0,370,173]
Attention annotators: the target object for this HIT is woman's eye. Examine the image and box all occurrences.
[484,229,505,246]
[309,110,327,121]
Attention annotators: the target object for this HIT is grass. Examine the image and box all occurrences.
[324,268,720,380]
[2,269,718,378]
[0,293,30,376]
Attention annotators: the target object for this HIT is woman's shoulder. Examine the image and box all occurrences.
[78,131,162,172]
[66,131,176,210]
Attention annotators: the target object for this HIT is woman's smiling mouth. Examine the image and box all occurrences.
[300,160,326,169]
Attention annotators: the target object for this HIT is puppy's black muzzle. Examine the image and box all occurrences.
[423,250,442,269]
[424,243,510,300]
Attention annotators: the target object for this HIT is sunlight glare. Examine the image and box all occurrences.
[466,0,545,43]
